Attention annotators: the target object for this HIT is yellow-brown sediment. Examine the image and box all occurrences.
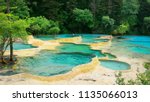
[89,40,111,50]
[56,36,82,44]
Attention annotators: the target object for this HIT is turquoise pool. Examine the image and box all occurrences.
[35,34,109,43]
[34,35,56,40]
[112,36,150,55]
[2,34,150,76]
[123,36,150,48]
[57,43,106,57]
[129,46,150,54]
[100,60,130,70]
[16,51,94,76]
[34,34,78,41]
[79,34,109,43]
[7,43,36,50]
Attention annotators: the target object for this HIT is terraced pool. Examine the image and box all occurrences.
[2,34,150,76]
[16,51,94,76]
[35,34,109,43]
[111,36,150,56]
[7,43,36,50]
[100,60,130,70]
[57,43,106,57]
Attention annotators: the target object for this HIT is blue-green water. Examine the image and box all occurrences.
[123,36,150,48]
[7,43,36,50]
[129,46,150,54]
[57,43,106,57]
[79,34,109,43]
[34,35,56,40]
[112,36,150,55]
[100,60,130,70]
[3,34,150,76]
[35,34,109,43]
[16,51,93,76]
[34,34,78,41]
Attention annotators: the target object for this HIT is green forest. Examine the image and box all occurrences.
[0,0,150,35]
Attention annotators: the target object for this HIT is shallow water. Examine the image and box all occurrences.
[100,60,130,70]
[34,35,56,40]
[16,51,93,76]
[7,43,36,50]
[57,43,106,57]
[111,36,150,57]
[35,34,109,43]
[34,34,78,41]
[2,34,150,76]
[79,34,109,43]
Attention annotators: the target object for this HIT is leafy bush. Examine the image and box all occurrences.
[48,27,60,34]
[102,16,115,26]
[144,62,150,70]
[73,8,94,28]
[115,72,125,85]
[101,16,115,34]
[137,70,150,85]
[27,16,60,35]
[71,8,94,33]
[115,23,129,35]
[116,63,150,85]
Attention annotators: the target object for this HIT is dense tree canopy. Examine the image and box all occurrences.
[27,16,60,35]
[72,8,94,33]
[16,0,149,35]
[0,0,150,35]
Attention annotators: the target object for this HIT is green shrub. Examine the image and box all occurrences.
[73,8,94,28]
[114,23,129,35]
[144,62,150,70]
[101,16,115,34]
[116,63,150,85]
[27,16,60,35]
[48,27,60,34]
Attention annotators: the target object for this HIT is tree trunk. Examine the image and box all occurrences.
[0,47,6,64]
[0,53,4,64]
[9,37,13,62]
[6,0,14,62]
